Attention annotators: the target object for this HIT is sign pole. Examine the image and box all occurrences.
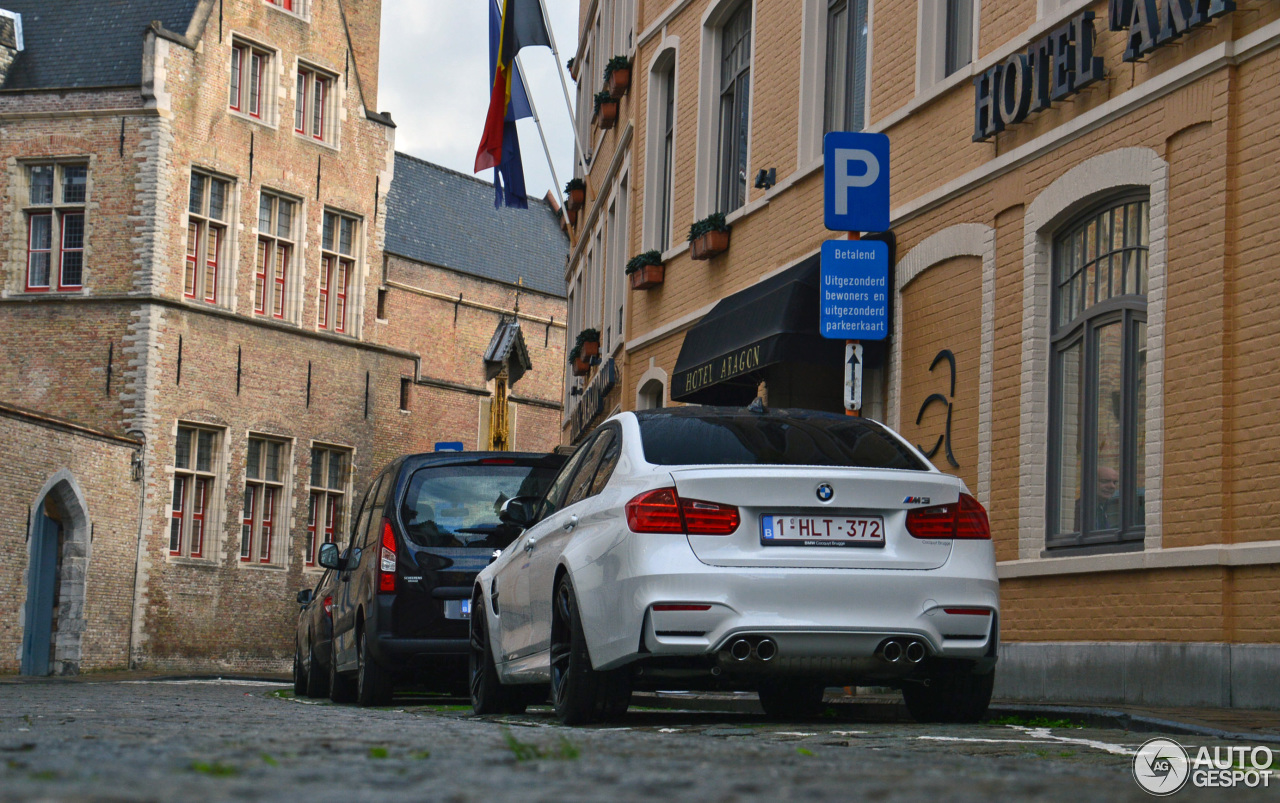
[846,230,861,417]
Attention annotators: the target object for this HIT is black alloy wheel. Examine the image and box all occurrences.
[469,590,525,714]
[356,624,394,707]
[329,644,356,704]
[756,680,827,719]
[305,645,329,699]
[550,575,630,725]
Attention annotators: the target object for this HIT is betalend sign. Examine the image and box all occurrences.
[974,0,1240,141]
[819,240,889,340]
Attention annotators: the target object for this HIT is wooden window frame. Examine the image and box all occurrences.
[319,210,358,333]
[307,445,350,567]
[242,435,288,565]
[716,3,752,215]
[295,65,334,143]
[171,425,221,560]
[186,169,232,305]
[255,190,298,319]
[24,163,88,293]
[229,39,273,121]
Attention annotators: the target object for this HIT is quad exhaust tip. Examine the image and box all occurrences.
[881,639,904,662]
[905,640,927,663]
[754,638,777,662]
[878,638,928,664]
[729,638,753,661]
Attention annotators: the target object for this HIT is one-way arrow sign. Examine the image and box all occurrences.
[845,341,864,412]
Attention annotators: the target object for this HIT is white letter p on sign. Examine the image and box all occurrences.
[834,148,880,215]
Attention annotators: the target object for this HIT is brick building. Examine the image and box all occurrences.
[0,0,566,675]
[562,0,1280,707]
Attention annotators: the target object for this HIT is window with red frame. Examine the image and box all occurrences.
[307,446,349,566]
[295,66,333,142]
[242,436,288,564]
[186,170,231,304]
[171,425,220,559]
[229,40,272,119]
[255,191,297,318]
[266,0,296,11]
[25,163,87,292]
[318,211,358,333]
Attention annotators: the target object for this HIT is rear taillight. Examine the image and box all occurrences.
[906,494,991,540]
[323,596,333,617]
[378,518,397,594]
[625,488,740,535]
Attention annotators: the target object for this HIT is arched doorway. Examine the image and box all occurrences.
[22,472,91,676]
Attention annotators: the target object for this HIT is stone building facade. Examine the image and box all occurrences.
[0,0,566,674]
[562,0,1280,706]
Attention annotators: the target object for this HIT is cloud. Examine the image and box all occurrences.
[378,0,581,202]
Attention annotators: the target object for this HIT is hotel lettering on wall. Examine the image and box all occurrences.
[681,344,763,396]
[973,0,1237,141]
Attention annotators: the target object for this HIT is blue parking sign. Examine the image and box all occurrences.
[824,132,890,233]
[819,240,889,340]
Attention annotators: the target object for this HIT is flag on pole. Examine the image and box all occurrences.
[476,0,550,208]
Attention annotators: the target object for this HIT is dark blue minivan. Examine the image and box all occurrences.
[319,451,564,706]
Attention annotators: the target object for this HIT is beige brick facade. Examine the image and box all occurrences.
[564,0,1280,703]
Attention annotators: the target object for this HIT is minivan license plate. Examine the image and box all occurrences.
[761,515,885,547]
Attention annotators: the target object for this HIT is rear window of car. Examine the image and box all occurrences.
[638,412,928,470]
[398,462,559,548]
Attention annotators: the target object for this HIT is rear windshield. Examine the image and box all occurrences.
[638,413,928,470]
[399,463,559,548]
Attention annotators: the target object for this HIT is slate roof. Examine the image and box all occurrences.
[385,152,568,298]
[483,319,532,385]
[1,0,202,90]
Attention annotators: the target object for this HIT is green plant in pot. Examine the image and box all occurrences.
[564,177,586,211]
[568,344,589,376]
[688,212,731,260]
[626,250,665,290]
[575,328,601,358]
[604,56,632,99]
[593,89,619,129]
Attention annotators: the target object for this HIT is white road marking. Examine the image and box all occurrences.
[774,732,818,737]
[659,728,682,733]
[1011,726,1137,756]
[830,731,867,736]
[919,737,1063,744]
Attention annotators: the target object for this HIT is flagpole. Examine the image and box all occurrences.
[532,0,590,176]
[514,55,571,228]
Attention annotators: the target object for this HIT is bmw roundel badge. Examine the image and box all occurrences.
[816,483,834,502]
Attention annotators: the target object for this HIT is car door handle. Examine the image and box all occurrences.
[523,537,538,553]
[563,515,579,532]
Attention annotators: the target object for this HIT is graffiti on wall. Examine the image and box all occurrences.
[915,349,959,468]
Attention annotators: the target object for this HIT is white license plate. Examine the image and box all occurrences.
[761,515,885,547]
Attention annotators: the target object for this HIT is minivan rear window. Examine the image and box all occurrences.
[399,463,559,548]
[638,412,927,470]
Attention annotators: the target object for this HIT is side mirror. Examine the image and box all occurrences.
[296,588,314,605]
[318,542,342,570]
[499,496,538,529]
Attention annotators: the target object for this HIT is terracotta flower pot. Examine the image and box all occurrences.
[572,357,590,376]
[567,188,585,210]
[629,263,665,290]
[691,229,730,260]
[608,68,631,99]
[598,101,618,130]
[580,340,600,358]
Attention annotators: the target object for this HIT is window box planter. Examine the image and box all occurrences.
[564,178,586,211]
[626,250,665,290]
[593,90,618,130]
[567,205,579,227]
[575,328,601,358]
[605,57,632,99]
[572,356,591,376]
[688,213,731,260]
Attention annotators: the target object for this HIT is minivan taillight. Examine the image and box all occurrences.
[906,494,991,540]
[625,488,740,535]
[378,518,397,594]
[323,596,333,617]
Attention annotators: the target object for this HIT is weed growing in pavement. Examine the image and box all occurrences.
[260,753,279,767]
[988,715,1084,729]
[1059,751,1075,758]
[29,770,57,781]
[270,689,294,699]
[368,747,389,759]
[502,729,580,761]
[190,762,238,777]
[796,747,815,757]
[1030,749,1053,758]
[22,714,32,726]
[410,750,432,760]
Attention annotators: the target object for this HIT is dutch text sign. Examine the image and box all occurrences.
[820,239,889,340]
[824,131,890,233]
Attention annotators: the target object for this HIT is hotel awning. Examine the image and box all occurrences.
[670,255,844,406]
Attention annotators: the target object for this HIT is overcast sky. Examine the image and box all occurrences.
[378,0,581,204]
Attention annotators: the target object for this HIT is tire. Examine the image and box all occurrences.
[469,590,526,715]
[756,680,827,719]
[306,645,329,699]
[902,665,995,724]
[293,646,307,697]
[550,576,630,725]
[329,642,357,704]
[356,624,394,707]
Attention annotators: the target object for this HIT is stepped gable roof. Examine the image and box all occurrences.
[385,151,567,299]
[1,0,202,90]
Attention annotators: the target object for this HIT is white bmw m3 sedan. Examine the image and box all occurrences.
[469,406,999,725]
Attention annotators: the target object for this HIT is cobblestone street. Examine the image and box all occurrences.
[1,678,1269,801]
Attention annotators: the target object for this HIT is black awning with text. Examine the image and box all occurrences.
[670,255,844,406]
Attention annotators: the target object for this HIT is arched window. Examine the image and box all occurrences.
[716,2,752,213]
[1048,195,1148,550]
[638,378,665,410]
